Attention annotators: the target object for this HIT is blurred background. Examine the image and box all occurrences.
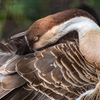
[0,0,100,40]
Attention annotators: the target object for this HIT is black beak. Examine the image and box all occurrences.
[16,37,33,55]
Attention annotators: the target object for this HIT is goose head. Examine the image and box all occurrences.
[16,9,100,69]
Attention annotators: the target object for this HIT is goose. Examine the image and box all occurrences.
[0,8,100,100]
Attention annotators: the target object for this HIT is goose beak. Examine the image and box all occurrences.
[16,37,33,55]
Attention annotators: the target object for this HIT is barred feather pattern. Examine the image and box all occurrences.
[0,40,99,100]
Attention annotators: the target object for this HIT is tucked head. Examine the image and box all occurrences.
[16,8,98,57]
[25,9,97,50]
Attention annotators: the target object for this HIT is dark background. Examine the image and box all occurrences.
[0,0,100,40]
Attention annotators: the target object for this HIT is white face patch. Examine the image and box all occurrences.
[33,16,100,50]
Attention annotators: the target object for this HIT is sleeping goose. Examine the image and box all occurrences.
[0,8,100,100]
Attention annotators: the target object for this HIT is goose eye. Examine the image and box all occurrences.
[33,36,39,41]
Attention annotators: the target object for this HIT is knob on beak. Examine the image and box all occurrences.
[16,37,33,55]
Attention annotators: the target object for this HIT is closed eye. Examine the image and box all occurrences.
[33,36,39,41]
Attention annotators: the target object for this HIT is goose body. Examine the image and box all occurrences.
[0,9,100,100]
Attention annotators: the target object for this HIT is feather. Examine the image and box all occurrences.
[0,43,11,53]
[1,74,26,90]
[5,55,23,73]
[16,54,36,74]
[35,54,55,75]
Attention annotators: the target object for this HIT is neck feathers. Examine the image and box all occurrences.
[79,29,100,69]
[33,16,100,50]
